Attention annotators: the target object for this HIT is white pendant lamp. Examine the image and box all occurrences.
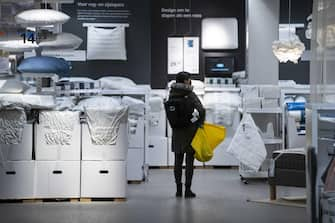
[272,0,305,64]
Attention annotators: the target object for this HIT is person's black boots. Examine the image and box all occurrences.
[185,185,196,198]
[176,183,182,197]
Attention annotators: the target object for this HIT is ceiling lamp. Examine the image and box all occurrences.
[272,39,305,64]
[272,0,305,63]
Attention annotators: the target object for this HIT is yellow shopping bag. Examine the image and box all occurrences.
[191,122,226,162]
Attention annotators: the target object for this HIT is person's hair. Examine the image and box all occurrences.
[176,71,191,83]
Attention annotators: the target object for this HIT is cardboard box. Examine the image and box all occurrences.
[127,148,144,181]
[148,111,166,137]
[261,98,279,108]
[81,161,127,198]
[259,85,281,99]
[241,85,259,98]
[0,124,33,161]
[0,161,35,199]
[35,112,81,161]
[82,122,128,161]
[244,97,262,109]
[35,161,80,198]
[145,136,168,166]
[128,117,145,149]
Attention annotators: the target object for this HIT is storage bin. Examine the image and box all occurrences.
[35,111,81,161]
[35,161,80,198]
[82,122,128,161]
[127,148,144,181]
[81,161,127,198]
[0,161,35,199]
[0,124,33,161]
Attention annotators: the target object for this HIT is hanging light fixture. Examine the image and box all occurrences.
[272,0,305,64]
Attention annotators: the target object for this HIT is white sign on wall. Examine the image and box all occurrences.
[167,36,199,74]
[183,37,199,74]
[167,37,183,74]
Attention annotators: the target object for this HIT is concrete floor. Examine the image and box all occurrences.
[0,169,307,223]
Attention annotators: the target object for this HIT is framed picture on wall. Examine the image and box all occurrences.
[167,36,199,74]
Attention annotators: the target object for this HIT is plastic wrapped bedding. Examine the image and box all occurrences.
[227,113,267,171]
[99,76,136,90]
[121,96,145,116]
[0,94,55,109]
[204,92,241,108]
[39,33,83,50]
[208,105,235,126]
[149,96,163,112]
[85,107,128,145]
[17,56,71,75]
[73,96,121,112]
[240,85,259,99]
[0,79,30,93]
[204,92,241,126]
[0,39,38,52]
[39,111,79,145]
[121,96,145,135]
[55,97,76,111]
[0,108,26,144]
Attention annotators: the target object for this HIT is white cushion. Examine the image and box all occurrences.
[99,76,136,90]
[39,33,83,50]
[0,40,38,52]
[0,79,30,93]
[15,9,70,26]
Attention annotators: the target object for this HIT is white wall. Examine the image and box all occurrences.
[247,0,280,84]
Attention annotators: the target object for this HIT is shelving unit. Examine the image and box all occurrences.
[203,86,241,167]
[280,87,310,149]
[240,88,283,183]
[101,85,151,181]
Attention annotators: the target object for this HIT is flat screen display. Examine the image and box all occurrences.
[205,57,234,77]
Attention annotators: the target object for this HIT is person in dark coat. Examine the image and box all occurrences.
[168,72,205,198]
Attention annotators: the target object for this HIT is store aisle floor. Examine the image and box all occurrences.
[0,169,307,223]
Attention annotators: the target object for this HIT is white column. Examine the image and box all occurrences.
[246,0,280,84]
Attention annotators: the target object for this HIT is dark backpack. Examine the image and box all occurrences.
[164,94,195,128]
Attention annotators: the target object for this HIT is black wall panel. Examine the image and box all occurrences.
[150,0,246,88]
[62,0,151,84]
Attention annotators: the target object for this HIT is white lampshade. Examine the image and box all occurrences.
[272,38,305,64]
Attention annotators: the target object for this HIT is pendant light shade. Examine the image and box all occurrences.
[272,38,306,64]
[272,0,305,63]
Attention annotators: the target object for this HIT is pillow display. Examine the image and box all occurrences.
[39,33,83,50]
[15,9,70,26]
[0,39,38,52]
[0,79,30,93]
[99,76,136,90]
[74,96,122,112]
[17,56,71,75]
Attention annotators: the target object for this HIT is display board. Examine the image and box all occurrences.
[168,37,199,74]
[62,0,151,84]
